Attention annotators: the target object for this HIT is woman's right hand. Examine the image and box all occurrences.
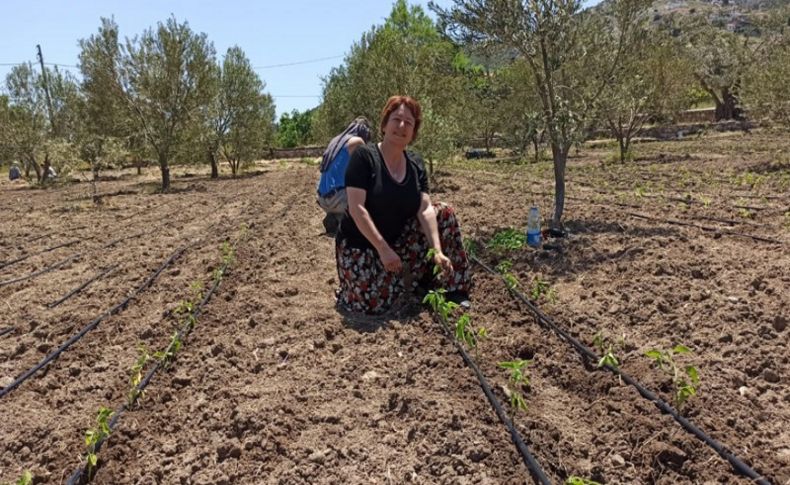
[377,245,402,273]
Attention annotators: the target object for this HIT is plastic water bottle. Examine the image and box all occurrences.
[526,206,542,247]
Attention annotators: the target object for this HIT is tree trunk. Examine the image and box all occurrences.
[209,149,218,179]
[532,136,540,164]
[41,155,51,184]
[714,88,740,121]
[137,160,142,175]
[619,136,627,163]
[551,143,569,229]
[28,156,42,182]
[159,153,170,191]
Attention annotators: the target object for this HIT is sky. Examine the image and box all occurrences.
[0,0,599,118]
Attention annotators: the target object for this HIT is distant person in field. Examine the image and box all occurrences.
[317,116,371,235]
[335,95,472,315]
[8,163,21,181]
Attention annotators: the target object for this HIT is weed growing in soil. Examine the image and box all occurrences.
[487,228,525,253]
[127,345,150,407]
[84,406,113,479]
[593,333,620,369]
[645,345,700,409]
[566,476,602,485]
[498,359,531,413]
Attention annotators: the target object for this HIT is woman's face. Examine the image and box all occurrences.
[382,104,415,145]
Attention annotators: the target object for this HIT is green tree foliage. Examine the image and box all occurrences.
[208,46,276,176]
[313,0,462,174]
[1,63,81,183]
[276,109,313,148]
[597,29,694,162]
[435,0,650,227]
[496,59,544,161]
[78,17,133,189]
[668,12,777,121]
[741,8,790,127]
[119,16,217,190]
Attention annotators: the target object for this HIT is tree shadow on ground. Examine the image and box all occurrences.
[474,217,681,280]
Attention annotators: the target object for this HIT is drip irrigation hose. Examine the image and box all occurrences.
[472,255,773,485]
[0,327,14,337]
[46,266,118,309]
[0,246,188,399]
[0,239,80,270]
[430,316,552,485]
[624,211,784,245]
[66,239,238,485]
[0,252,82,287]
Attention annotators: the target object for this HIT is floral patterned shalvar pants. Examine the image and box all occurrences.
[335,202,472,315]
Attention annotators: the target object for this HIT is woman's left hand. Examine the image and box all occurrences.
[433,251,454,280]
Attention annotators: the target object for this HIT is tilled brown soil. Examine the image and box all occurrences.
[0,131,788,484]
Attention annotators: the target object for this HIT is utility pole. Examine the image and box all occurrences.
[36,44,57,134]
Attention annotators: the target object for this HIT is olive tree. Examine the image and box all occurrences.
[740,9,790,127]
[2,63,81,183]
[597,29,694,162]
[434,0,650,227]
[119,17,216,190]
[217,47,276,176]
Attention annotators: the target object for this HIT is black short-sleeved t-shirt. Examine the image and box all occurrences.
[339,143,429,249]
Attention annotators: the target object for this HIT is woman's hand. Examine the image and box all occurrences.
[378,245,402,273]
[433,251,454,279]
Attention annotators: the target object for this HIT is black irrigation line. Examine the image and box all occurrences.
[624,211,785,245]
[99,230,151,249]
[66,235,243,485]
[472,255,774,485]
[46,266,118,309]
[0,327,14,337]
[0,252,83,288]
[0,246,189,399]
[0,239,81,271]
[0,229,159,289]
[430,313,552,485]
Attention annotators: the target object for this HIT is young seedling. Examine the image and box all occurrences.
[462,237,478,258]
[498,359,531,413]
[425,248,442,278]
[127,345,150,407]
[7,470,33,485]
[423,289,459,323]
[645,344,700,409]
[84,406,114,480]
[592,333,620,369]
[154,331,183,368]
[529,276,557,303]
[495,260,519,291]
[566,477,602,485]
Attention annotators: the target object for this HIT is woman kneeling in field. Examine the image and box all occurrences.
[335,95,472,315]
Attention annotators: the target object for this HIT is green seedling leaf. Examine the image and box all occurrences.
[686,365,700,385]
[672,344,691,354]
[15,470,33,485]
[566,477,602,485]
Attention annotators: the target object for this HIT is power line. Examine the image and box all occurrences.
[2,54,343,71]
[253,54,343,69]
